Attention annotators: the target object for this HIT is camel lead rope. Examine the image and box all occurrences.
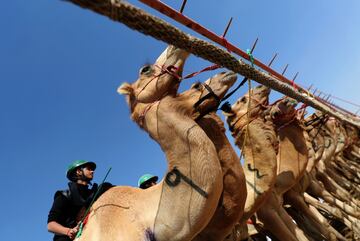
[75,167,112,239]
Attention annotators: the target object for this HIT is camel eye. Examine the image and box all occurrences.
[139,65,152,75]
[240,96,247,103]
[192,82,202,90]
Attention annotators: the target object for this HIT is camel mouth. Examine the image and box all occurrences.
[220,102,234,115]
[257,86,271,97]
[117,82,133,95]
[219,71,237,85]
[156,45,190,70]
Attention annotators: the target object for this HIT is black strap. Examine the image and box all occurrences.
[221,77,248,102]
[193,83,220,109]
[194,77,248,120]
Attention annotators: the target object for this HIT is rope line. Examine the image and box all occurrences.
[66,0,360,128]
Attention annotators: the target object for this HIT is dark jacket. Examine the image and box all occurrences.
[47,182,112,241]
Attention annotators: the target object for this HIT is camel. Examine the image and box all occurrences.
[251,97,311,241]
[223,85,278,240]
[283,112,345,240]
[268,97,309,197]
[325,124,360,196]
[313,117,360,208]
[75,45,227,241]
[111,71,240,241]
[190,78,248,241]
[301,114,360,235]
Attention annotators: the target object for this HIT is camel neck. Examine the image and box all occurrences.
[237,119,278,222]
[132,97,223,241]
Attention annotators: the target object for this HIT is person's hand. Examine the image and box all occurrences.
[66,226,79,240]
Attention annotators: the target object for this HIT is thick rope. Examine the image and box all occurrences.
[65,0,360,128]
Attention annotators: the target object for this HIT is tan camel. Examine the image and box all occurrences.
[179,76,247,241]
[113,71,240,241]
[313,117,360,208]
[76,46,225,241]
[269,97,309,196]
[283,113,345,240]
[223,85,278,241]
[254,97,310,241]
[224,85,278,223]
[325,125,360,196]
[303,115,360,230]
[78,78,238,241]
[288,113,360,239]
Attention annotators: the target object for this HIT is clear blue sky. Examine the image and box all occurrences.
[1,0,360,240]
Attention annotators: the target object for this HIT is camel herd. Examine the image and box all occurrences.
[75,45,360,241]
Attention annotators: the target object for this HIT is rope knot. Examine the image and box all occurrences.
[246,49,254,67]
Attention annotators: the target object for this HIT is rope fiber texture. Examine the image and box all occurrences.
[66,0,360,128]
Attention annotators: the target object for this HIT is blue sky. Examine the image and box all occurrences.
[1,0,360,240]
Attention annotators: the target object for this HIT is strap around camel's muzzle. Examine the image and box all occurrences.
[193,83,221,121]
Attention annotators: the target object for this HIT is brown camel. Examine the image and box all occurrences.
[224,85,278,223]
[223,85,278,241]
[313,117,360,208]
[190,74,247,241]
[303,115,360,232]
[77,75,240,241]
[76,46,228,241]
[284,113,344,240]
[325,125,360,196]
[254,97,310,241]
[268,97,308,197]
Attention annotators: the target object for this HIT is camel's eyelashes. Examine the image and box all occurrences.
[192,82,202,90]
[139,65,152,75]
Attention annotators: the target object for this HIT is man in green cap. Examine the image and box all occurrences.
[47,160,112,241]
[138,174,158,189]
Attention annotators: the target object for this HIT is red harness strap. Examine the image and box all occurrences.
[82,212,91,227]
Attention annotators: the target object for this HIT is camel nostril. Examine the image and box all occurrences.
[273,111,279,118]
[220,102,232,113]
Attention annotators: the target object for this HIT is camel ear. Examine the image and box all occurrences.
[117,82,133,95]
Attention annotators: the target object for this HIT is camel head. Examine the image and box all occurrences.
[345,124,359,146]
[324,116,338,135]
[223,84,270,131]
[179,71,238,118]
[118,45,190,108]
[335,122,348,153]
[268,97,298,126]
[304,111,328,131]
